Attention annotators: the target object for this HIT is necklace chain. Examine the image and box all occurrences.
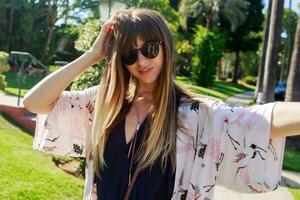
[127,95,152,186]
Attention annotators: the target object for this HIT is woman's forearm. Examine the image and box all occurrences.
[23,51,102,114]
[270,102,300,138]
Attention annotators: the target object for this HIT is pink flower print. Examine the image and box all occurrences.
[177,144,194,153]
[234,153,247,163]
[86,100,95,114]
[43,146,58,151]
[248,185,264,193]
[224,117,229,124]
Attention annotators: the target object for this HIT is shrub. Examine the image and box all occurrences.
[71,19,106,91]
[243,76,257,86]
[0,51,10,73]
[191,26,225,87]
[175,37,194,76]
[0,74,7,90]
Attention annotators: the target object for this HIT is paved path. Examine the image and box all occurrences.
[0,92,24,107]
[225,91,254,107]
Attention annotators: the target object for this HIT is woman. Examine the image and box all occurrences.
[24,8,300,200]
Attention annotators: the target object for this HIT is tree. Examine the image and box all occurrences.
[278,7,298,80]
[284,14,300,150]
[220,0,264,84]
[255,0,272,98]
[179,0,247,32]
[191,25,224,87]
[285,15,300,101]
[262,0,284,103]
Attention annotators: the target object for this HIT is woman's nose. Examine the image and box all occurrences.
[136,50,148,65]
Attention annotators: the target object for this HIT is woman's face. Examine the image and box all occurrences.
[124,36,164,91]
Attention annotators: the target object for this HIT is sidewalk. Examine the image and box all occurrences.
[0,92,24,107]
[225,90,254,107]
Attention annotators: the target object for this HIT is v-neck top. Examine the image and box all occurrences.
[95,117,175,200]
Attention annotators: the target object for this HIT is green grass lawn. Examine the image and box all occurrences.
[283,147,300,172]
[290,188,300,200]
[0,113,84,199]
[2,70,46,97]
[2,69,255,100]
[283,147,300,200]
[175,76,255,100]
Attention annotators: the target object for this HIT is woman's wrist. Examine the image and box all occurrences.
[84,50,105,65]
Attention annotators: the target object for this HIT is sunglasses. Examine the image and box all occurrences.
[121,41,163,65]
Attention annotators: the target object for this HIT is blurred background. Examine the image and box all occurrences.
[0,0,299,199]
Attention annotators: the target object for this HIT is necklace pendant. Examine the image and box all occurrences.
[136,123,140,130]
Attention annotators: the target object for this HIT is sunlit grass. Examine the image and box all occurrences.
[0,113,84,199]
[175,76,254,100]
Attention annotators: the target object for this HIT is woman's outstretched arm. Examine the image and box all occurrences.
[23,51,100,114]
[271,102,300,138]
[23,21,115,114]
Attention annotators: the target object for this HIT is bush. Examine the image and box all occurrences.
[0,74,7,90]
[0,51,10,73]
[72,19,106,91]
[191,26,225,87]
[243,76,257,86]
[175,37,194,76]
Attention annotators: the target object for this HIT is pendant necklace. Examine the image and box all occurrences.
[127,92,152,187]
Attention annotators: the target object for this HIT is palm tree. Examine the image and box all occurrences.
[255,0,273,98]
[179,0,247,32]
[262,0,284,103]
[284,14,300,150]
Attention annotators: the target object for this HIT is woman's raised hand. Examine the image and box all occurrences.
[90,21,115,62]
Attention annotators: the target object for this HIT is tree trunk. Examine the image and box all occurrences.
[255,0,273,98]
[285,14,300,150]
[6,8,15,51]
[231,51,240,84]
[43,2,58,61]
[262,0,284,103]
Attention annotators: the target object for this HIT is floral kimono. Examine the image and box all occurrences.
[33,86,285,200]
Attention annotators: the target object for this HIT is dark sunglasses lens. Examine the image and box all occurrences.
[142,42,160,58]
[122,50,137,65]
[122,41,161,65]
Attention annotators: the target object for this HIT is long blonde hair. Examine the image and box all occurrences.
[91,8,190,177]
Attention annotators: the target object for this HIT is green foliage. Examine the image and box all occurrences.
[72,19,106,90]
[175,35,194,76]
[0,74,7,90]
[0,51,10,73]
[191,26,225,87]
[220,0,264,53]
[283,147,300,172]
[240,51,259,77]
[0,51,9,90]
[243,76,257,86]
[71,64,103,90]
[75,20,101,53]
[129,0,181,32]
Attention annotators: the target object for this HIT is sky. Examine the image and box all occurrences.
[263,0,300,14]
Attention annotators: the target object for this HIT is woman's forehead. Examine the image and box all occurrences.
[132,36,145,48]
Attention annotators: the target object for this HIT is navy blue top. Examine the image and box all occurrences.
[95,117,175,200]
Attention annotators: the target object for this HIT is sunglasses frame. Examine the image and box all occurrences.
[121,40,163,65]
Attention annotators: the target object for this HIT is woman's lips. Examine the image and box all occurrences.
[138,67,153,75]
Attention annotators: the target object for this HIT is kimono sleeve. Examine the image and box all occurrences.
[32,85,98,158]
[208,101,285,193]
